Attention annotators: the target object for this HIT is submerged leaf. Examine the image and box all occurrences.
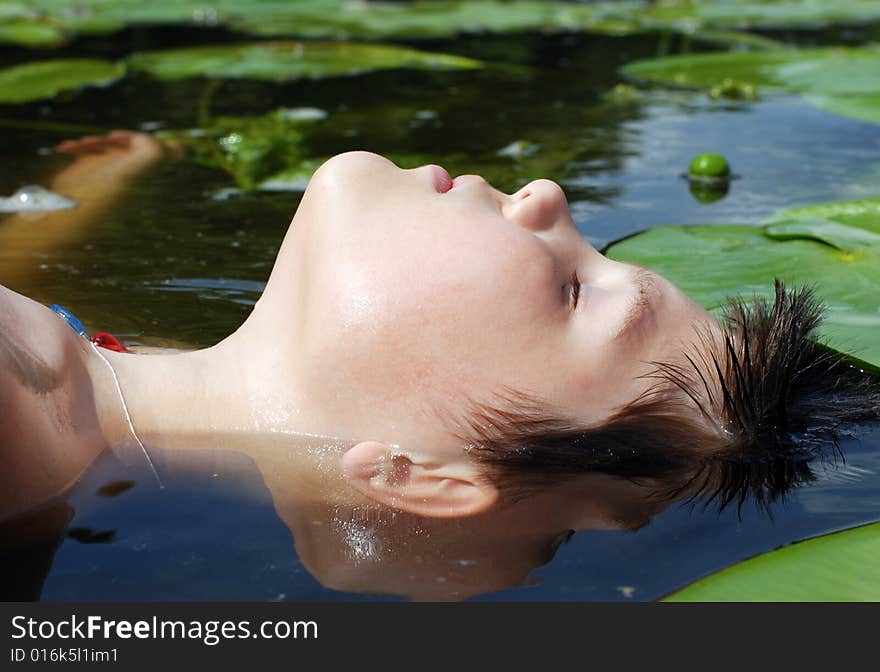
[0,58,125,104]
[159,109,323,190]
[161,83,588,193]
[126,41,482,82]
[663,521,880,601]
[606,198,880,367]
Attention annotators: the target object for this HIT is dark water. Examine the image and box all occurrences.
[2,27,879,601]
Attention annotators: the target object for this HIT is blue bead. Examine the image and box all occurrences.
[50,303,89,338]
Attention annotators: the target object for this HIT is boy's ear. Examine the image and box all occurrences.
[341,441,498,518]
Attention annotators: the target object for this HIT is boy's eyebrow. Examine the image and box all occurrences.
[614,266,658,343]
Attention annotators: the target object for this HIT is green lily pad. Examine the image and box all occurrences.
[621,46,880,125]
[0,19,68,47]
[663,521,880,601]
[26,0,880,36]
[3,0,121,34]
[685,29,787,52]
[1,1,773,48]
[606,198,880,368]
[764,218,880,250]
[227,0,643,40]
[15,1,880,48]
[766,198,880,232]
[126,41,482,82]
[21,0,196,27]
[640,0,880,30]
[0,59,125,104]
[18,0,644,40]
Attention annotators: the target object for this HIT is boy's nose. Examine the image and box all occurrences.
[503,179,570,233]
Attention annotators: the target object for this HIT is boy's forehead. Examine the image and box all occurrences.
[619,290,726,412]
[654,315,729,425]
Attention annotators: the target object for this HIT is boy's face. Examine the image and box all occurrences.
[277,152,720,443]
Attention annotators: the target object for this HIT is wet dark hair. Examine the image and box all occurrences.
[458,279,880,514]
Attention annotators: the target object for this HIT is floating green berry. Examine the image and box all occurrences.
[689,153,730,180]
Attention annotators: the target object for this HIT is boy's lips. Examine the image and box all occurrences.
[427,164,453,193]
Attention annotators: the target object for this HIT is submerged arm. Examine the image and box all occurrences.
[0,131,176,290]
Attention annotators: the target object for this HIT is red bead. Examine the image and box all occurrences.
[91,332,130,353]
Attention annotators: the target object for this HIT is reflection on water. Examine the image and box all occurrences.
[0,423,877,601]
[144,278,265,306]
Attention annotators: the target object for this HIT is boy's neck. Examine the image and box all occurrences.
[98,336,255,444]
[93,338,364,509]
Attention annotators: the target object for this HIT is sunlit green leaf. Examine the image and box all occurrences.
[663,521,880,601]
[126,41,482,81]
[621,47,880,124]
[0,59,125,104]
[606,198,880,367]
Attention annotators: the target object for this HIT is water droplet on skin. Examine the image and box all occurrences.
[332,514,382,563]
